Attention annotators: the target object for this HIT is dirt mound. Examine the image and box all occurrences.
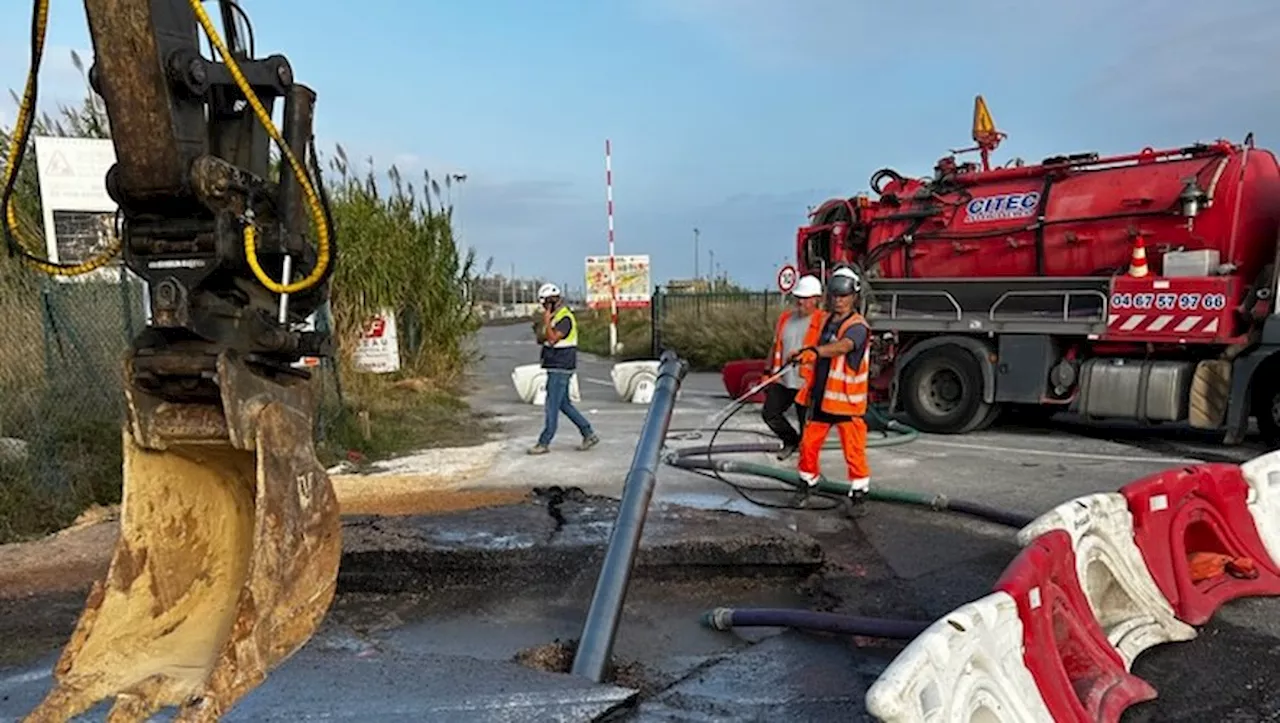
[513,638,659,694]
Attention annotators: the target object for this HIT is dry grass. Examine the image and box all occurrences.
[577,302,780,371]
[315,377,499,470]
[575,308,654,360]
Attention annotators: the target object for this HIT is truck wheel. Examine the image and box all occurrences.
[901,345,991,434]
[1253,372,1280,447]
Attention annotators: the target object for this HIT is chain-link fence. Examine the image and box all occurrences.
[0,267,145,533]
[0,266,347,537]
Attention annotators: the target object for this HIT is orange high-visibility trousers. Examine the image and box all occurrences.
[797,416,870,493]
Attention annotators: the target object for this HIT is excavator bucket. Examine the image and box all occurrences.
[24,352,342,722]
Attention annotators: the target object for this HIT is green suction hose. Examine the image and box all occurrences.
[669,453,1034,528]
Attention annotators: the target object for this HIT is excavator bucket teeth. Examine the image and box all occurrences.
[25,358,341,722]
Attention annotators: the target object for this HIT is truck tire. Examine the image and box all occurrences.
[900,345,992,434]
[1253,369,1280,447]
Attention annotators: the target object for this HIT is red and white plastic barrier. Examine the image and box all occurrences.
[865,449,1280,723]
[1121,462,1280,625]
[864,592,1054,722]
[994,530,1158,721]
[1015,492,1196,669]
[1242,451,1280,568]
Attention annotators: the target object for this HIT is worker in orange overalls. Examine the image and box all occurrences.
[762,275,827,460]
[789,266,871,500]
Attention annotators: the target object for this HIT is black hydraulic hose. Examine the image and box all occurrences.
[701,607,929,640]
[664,441,1035,529]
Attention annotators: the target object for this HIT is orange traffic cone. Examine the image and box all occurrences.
[1128,236,1149,278]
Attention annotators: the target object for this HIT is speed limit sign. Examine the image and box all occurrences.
[776,264,798,293]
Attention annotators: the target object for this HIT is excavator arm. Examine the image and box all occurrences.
[4,1,343,720]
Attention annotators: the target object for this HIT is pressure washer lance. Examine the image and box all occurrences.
[665,359,798,447]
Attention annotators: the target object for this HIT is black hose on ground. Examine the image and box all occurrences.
[701,607,930,640]
[945,498,1039,530]
[664,441,1037,529]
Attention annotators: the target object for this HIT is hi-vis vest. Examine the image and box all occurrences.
[541,305,579,370]
[770,309,827,387]
[796,312,870,416]
[550,306,578,347]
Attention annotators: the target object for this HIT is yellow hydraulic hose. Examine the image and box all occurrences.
[2,0,121,276]
[187,0,332,294]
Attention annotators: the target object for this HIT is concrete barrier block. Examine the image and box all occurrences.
[610,360,661,403]
[512,364,580,406]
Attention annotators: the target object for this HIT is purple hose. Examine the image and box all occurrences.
[701,607,929,639]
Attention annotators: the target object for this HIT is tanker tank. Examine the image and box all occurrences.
[803,141,1280,286]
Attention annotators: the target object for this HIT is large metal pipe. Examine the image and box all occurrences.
[570,350,689,682]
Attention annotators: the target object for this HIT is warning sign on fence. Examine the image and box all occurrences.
[353,309,402,373]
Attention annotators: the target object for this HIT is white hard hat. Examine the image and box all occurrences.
[537,283,562,301]
[792,275,822,298]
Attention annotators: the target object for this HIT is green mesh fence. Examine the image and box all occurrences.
[0,266,346,506]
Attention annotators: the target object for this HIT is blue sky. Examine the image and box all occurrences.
[4,0,1280,291]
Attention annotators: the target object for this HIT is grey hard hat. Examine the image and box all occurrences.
[828,266,861,296]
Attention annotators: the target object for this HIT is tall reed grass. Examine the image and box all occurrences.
[324,147,479,389]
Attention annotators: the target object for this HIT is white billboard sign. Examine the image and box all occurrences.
[33,136,125,284]
[585,254,651,309]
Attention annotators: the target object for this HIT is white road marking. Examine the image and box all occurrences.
[0,668,50,687]
[907,438,1203,465]
[581,376,724,398]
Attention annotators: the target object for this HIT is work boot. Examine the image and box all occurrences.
[775,443,798,461]
[578,434,600,451]
[527,444,550,455]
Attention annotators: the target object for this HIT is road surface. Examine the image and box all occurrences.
[1,322,1278,721]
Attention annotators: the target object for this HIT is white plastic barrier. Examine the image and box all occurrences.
[1241,449,1280,570]
[1016,492,1195,669]
[510,364,581,406]
[610,360,661,404]
[865,592,1054,723]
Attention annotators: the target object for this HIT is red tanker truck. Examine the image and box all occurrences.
[791,97,1280,446]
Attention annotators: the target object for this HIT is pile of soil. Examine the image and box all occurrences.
[513,638,658,695]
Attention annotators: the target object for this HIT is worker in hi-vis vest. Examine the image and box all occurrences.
[789,266,872,500]
[763,274,827,461]
[528,283,601,455]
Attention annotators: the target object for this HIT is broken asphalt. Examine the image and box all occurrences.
[3,324,1280,721]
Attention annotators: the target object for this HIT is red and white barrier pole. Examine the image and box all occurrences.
[605,139,618,356]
